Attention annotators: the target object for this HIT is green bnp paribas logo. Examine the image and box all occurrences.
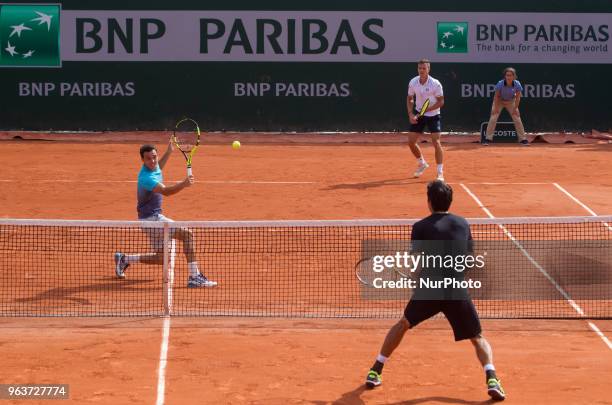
[0,4,60,67]
[436,22,468,53]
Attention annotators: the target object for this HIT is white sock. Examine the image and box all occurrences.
[418,157,426,165]
[376,354,388,363]
[484,364,495,372]
[187,262,200,277]
[437,164,444,174]
[124,255,141,264]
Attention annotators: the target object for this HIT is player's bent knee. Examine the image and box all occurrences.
[175,228,192,240]
[469,334,483,345]
[398,317,411,331]
[153,251,164,263]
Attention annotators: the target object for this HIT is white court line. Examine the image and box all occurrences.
[0,179,315,185]
[203,180,315,184]
[156,316,171,405]
[460,183,612,350]
[588,322,612,350]
[6,179,307,184]
[553,183,612,231]
[156,235,175,405]
[459,182,550,185]
[0,179,550,185]
[459,184,496,219]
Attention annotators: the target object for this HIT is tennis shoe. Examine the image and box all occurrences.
[114,252,129,279]
[436,173,445,182]
[188,273,218,288]
[481,139,490,146]
[413,162,429,178]
[487,378,506,401]
[365,370,382,388]
[520,139,530,146]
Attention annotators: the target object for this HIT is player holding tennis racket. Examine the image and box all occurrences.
[113,135,217,288]
[407,59,445,181]
[365,181,505,401]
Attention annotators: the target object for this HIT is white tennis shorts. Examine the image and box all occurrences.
[140,213,173,251]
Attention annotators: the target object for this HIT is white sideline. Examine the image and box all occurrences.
[553,183,612,231]
[460,183,612,351]
[0,179,314,185]
[156,233,175,405]
[0,179,556,185]
[588,322,612,350]
[155,316,171,405]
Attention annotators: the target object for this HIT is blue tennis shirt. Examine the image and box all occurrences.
[495,79,523,101]
[137,164,163,219]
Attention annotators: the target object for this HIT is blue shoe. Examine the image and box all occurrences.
[487,378,506,401]
[481,138,490,146]
[188,273,218,288]
[114,252,129,279]
[520,139,530,146]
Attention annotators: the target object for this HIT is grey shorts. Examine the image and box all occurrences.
[140,214,173,251]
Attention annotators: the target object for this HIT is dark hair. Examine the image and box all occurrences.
[427,180,453,212]
[503,67,517,78]
[139,144,157,159]
[417,58,431,66]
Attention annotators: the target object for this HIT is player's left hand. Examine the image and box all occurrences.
[183,175,194,187]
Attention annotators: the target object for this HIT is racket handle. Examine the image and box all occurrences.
[187,166,192,176]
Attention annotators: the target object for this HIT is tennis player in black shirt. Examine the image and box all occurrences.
[365,180,506,401]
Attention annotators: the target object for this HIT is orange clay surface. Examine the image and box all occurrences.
[0,141,611,404]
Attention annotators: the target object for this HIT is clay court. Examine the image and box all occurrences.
[1,139,611,404]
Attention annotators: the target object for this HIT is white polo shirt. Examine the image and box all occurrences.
[407,75,444,117]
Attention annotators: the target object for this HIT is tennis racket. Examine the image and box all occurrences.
[355,256,414,288]
[172,118,201,176]
[417,98,431,120]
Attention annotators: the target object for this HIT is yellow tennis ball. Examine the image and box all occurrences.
[232,140,241,150]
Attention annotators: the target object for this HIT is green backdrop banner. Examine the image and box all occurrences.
[0,1,610,132]
[2,62,608,132]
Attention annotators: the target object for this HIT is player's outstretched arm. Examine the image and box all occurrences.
[158,140,174,170]
[153,176,193,197]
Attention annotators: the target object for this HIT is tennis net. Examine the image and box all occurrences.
[0,216,611,318]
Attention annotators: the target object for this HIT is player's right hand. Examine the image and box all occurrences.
[184,176,194,187]
[409,114,418,124]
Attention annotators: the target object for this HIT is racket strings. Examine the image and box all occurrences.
[356,257,413,287]
[174,125,199,153]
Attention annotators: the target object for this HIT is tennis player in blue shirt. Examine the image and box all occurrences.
[483,67,528,146]
[114,142,217,288]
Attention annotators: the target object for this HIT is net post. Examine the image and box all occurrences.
[162,222,170,316]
